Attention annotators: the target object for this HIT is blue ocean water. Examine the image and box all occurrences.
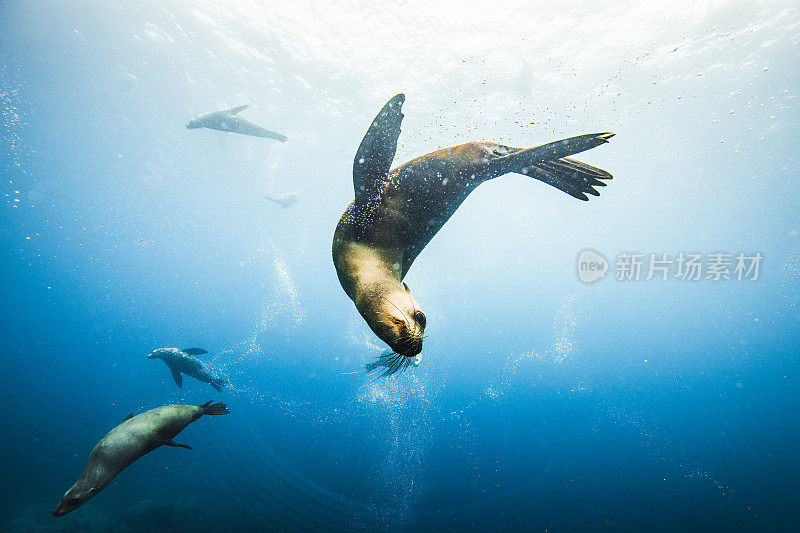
[1,1,799,531]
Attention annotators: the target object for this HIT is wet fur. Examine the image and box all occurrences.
[333,94,613,370]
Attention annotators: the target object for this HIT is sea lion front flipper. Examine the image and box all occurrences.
[169,366,183,387]
[160,440,192,450]
[353,93,405,202]
[200,401,230,415]
[182,348,208,356]
[225,105,249,114]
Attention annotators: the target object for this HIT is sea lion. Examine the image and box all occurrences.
[52,401,229,516]
[332,94,613,375]
[148,347,227,392]
[265,191,300,208]
[186,105,287,142]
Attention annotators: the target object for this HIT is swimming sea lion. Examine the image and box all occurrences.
[148,347,227,392]
[265,191,300,208]
[186,105,287,142]
[52,401,229,516]
[332,94,613,374]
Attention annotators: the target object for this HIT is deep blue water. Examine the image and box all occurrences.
[1,1,799,531]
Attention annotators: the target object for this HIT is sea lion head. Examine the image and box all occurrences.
[52,482,98,516]
[362,282,426,358]
[185,117,201,129]
[147,347,179,360]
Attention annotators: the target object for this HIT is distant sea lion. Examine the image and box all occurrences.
[52,401,229,516]
[148,347,227,392]
[186,105,287,142]
[265,191,300,208]
[332,94,613,375]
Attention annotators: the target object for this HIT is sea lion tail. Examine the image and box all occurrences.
[493,133,614,201]
[521,156,614,201]
[263,130,288,142]
[253,127,288,142]
[200,401,230,415]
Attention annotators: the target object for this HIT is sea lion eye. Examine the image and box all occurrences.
[413,311,426,327]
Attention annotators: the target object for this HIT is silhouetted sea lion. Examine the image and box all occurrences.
[52,402,229,516]
[265,191,300,208]
[332,94,613,375]
[148,347,227,391]
[186,105,287,142]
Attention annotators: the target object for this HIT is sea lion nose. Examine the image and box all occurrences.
[401,337,422,357]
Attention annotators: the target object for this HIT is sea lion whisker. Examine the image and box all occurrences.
[382,353,400,366]
[399,356,412,371]
[366,351,404,376]
[364,348,416,378]
[382,356,402,377]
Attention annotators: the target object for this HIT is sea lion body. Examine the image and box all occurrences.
[148,347,227,392]
[265,191,300,208]
[186,105,287,142]
[332,94,613,373]
[335,143,508,280]
[53,402,229,516]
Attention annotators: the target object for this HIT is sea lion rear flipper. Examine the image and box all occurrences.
[161,440,192,450]
[525,156,614,201]
[353,94,405,202]
[252,127,288,142]
[489,133,614,201]
[210,380,226,392]
[123,412,134,422]
[182,348,208,356]
[169,366,183,387]
[225,105,249,114]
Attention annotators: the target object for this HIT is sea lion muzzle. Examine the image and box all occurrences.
[394,334,423,358]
